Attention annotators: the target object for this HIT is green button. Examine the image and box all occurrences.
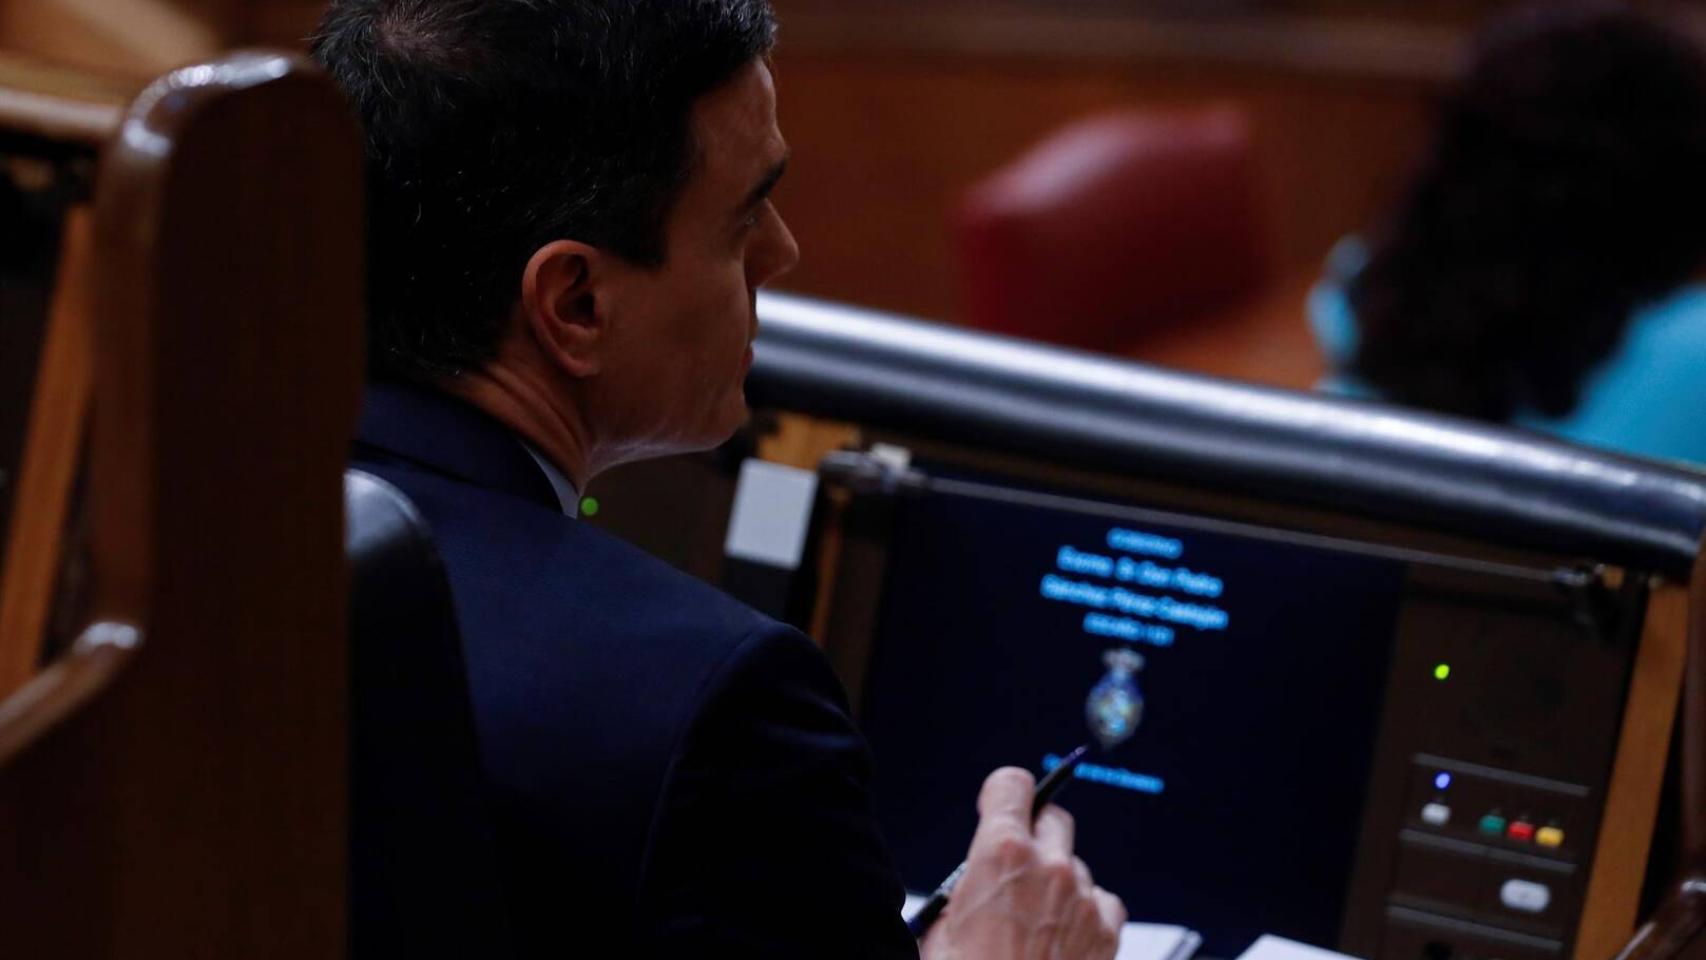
[1479,814,1507,836]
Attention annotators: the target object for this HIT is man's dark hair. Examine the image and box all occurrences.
[1348,1,1706,422]
[311,0,777,381]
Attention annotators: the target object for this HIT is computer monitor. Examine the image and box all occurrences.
[855,472,1407,956]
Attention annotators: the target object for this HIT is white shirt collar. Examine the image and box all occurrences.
[518,440,579,518]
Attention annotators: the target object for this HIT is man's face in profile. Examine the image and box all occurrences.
[595,59,798,456]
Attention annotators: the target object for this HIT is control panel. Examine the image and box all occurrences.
[1341,569,1640,960]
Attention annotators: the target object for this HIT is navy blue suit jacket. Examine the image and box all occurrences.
[353,381,918,958]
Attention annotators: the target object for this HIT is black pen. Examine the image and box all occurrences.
[905,744,1092,939]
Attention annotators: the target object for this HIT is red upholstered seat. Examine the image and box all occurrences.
[955,107,1268,351]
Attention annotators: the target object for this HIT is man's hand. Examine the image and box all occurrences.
[921,767,1126,960]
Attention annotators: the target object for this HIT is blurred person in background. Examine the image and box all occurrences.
[1309,1,1706,466]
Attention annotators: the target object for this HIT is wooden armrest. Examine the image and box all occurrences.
[0,621,139,767]
[1613,876,1706,960]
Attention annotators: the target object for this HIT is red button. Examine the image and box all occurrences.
[1507,821,1536,843]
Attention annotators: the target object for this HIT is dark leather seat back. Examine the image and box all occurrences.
[346,469,513,956]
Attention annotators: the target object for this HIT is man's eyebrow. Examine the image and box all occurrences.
[736,154,789,219]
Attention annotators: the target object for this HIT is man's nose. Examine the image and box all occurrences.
[759,214,801,287]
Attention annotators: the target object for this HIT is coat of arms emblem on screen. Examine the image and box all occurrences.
[1085,647,1145,751]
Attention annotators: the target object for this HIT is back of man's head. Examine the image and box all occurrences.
[312,0,777,382]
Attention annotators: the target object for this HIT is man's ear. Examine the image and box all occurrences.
[520,239,605,377]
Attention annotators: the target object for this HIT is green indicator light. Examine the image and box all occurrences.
[1479,814,1507,836]
[1433,663,1451,681]
[580,496,600,517]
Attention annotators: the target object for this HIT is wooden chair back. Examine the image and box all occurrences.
[0,51,361,957]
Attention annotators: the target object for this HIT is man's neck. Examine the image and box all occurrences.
[445,364,594,493]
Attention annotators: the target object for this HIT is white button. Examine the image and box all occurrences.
[1421,803,1451,826]
[1500,879,1552,914]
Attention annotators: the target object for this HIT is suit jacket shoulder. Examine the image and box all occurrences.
[352,388,915,957]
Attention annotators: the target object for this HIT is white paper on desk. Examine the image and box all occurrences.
[902,895,1201,960]
[1116,922,1201,960]
[1237,934,1362,960]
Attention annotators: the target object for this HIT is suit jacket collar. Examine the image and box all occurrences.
[355,379,562,513]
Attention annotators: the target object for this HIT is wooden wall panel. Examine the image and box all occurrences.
[242,0,325,46]
[767,47,1438,326]
[4,1,1444,380]
[0,0,229,77]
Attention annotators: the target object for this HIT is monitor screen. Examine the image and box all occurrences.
[857,479,1408,956]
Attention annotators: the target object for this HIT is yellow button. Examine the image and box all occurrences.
[1536,827,1565,849]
